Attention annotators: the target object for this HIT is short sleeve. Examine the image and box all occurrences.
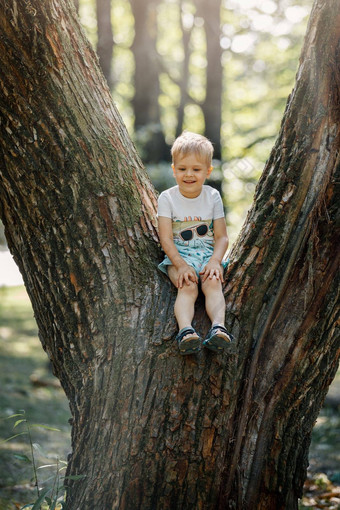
[157,191,172,218]
[212,189,225,219]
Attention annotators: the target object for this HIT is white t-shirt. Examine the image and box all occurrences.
[157,185,224,246]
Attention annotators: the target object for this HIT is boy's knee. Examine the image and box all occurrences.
[201,276,222,294]
[179,280,198,297]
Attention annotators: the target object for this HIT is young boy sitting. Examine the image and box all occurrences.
[157,131,233,355]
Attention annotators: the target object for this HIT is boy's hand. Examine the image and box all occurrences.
[176,263,198,288]
[199,259,224,283]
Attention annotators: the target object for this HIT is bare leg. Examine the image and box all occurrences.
[201,276,231,352]
[201,275,225,326]
[167,266,201,354]
[168,266,198,331]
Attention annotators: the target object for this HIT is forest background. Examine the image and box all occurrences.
[77,0,312,243]
[0,0,339,508]
[0,0,316,246]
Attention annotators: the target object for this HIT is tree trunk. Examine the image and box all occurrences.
[175,0,193,138]
[130,0,169,162]
[0,1,339,509]
[195,0,223,160]
[96,0,114,90]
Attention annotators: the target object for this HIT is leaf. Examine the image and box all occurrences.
[31,487,51,510]
[13,453,32,463]
[14,419,27,428]
[20,504,34,509]
[5,413,25,420]
[37,463,58,470]
[1,431,28,443]
[30,424,60,432]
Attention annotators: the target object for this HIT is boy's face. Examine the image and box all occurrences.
[172,153,212,198]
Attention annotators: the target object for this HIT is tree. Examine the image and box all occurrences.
[130,0,168,162]
[0,0,339,509]
[172,0,223,158]
[175,0,193,139]
[195,0,223,159]
[96,0,114,90]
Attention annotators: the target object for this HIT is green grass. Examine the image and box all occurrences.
[0,286,71,509]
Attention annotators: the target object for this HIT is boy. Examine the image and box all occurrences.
[158,131,233,355]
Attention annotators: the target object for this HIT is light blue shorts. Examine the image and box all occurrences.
[158,242,229,278]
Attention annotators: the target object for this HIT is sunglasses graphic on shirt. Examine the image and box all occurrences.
[179,223,209,241]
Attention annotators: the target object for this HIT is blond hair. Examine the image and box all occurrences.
[171,131,213,167]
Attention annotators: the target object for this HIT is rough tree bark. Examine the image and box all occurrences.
[96,0,114,90]
[0,1,339,509]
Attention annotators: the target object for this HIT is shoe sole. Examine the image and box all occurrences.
[178,336,201,355]
[203,333,232,352]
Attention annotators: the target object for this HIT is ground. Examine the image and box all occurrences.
[0,286,339,509]
[0,286,71,509]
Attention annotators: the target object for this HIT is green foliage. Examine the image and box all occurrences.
[0,286,71,509]
[222,0,311,163]
[2,412,66,510]
[1,412,85,510]
[78,0,311,159]
[146,162,175,194]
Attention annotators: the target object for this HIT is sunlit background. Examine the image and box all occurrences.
[78,0,311,242]
[0,0,312,273]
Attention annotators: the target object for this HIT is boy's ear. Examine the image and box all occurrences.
[207,165,213,176]
[171,163,175,176]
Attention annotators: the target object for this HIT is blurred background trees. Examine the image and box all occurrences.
[77,0,311,243]
[0,0,311,248]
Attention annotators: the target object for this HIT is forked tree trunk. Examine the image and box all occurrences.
[0,1,339,509]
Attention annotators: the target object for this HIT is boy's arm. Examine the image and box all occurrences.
[200,217,229,282]
[158,216,198,287]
